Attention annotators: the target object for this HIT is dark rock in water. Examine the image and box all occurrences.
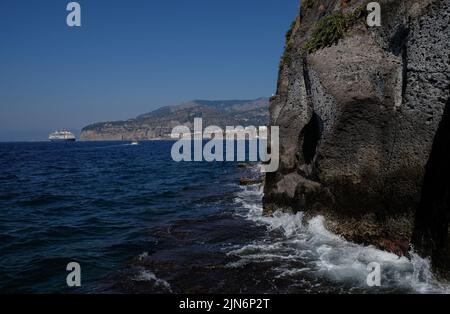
[237,163,254,169]
[239,177,263,186]
[264,0,450,271]
[413,96,450,279]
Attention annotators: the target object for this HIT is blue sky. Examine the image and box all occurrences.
[0,0,299,141]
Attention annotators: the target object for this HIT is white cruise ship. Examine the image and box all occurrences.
[48,130,76,142]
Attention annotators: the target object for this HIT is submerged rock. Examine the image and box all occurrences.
[239,177,263,186]
[264,0,450,275]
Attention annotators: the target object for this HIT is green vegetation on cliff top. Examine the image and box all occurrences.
[301,0,315,12]
[281,4,365,67]
[303,6,365,53]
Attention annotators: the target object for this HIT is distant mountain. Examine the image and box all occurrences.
[80,98,269,141]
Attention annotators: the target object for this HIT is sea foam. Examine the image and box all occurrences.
[231,182,450,294]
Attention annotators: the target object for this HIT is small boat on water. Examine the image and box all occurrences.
[49,130,76,142]
[130,141,139,145]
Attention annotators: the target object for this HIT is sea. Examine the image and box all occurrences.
[0,141,449,294]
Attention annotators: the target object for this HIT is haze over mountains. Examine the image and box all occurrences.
[80,98,269,141]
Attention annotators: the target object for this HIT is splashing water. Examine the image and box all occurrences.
[132,269,172,293]
[231,183,450,294]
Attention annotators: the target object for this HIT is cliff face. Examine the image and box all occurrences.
[80,98,269,141]
[264,0,450,274]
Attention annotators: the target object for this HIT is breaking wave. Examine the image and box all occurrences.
[232,183,450,294]
[132,269,172,293]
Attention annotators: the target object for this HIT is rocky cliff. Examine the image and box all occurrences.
[264,0,450,276]
[80,98,269,141]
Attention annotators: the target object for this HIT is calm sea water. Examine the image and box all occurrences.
[0,142,448,294]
